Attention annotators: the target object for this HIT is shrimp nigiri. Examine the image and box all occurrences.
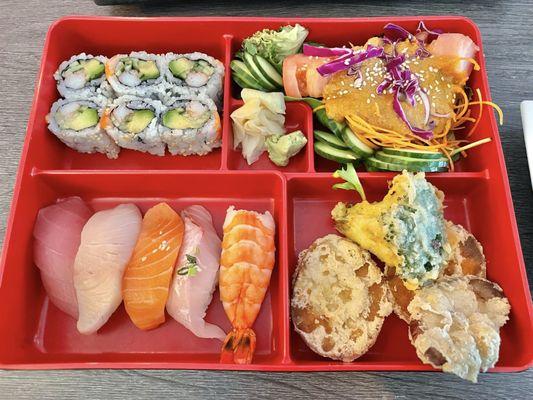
[219,206,276,364]
[123,203,184,330]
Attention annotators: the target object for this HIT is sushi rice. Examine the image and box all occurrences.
[54,53,108,99]
[103,95,166,156]
[162,52,224,106]
[106,51,166,99]
[47,96,120,159]
[159,94,221,156]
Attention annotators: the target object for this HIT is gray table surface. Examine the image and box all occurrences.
[0,0,532,398]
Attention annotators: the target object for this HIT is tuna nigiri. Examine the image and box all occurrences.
[74,204,142,335]
[123,202,184,330]
[166,205,226,340]
[33,197,92,318]
[219,207,276,364]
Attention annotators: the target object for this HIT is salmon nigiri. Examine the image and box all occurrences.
[219,206,276,364]
[166,205,226,340]
[123,202,184,330]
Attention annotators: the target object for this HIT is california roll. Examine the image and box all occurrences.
[47,96,119,159]
[163,52,224,105]
[105,51,165,98]
[103,96,165,156]
[159,94,221,156]
[54,54,108,99]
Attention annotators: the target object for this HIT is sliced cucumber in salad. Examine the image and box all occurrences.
[341,127,375,158]
[374,152,449,168]
[365,156,449,173]
[233,52,283,92]
[314,141,360,164]
[242,52,278,91]
[381,147,444,160]
[230,60,265,91]
[254,54,283,87]
[314,130,348,150]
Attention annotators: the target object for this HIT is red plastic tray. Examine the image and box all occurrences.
[0,16,531,371]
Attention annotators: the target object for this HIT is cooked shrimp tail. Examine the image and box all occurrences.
[220,328,256,364]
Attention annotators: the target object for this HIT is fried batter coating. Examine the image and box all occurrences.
[291,234,392,362]
[407,276,510,382]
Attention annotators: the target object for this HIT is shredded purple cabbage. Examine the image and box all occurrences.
[302,43,351,57]
[383,23,414,42]
[416,21,442,42]
[312,45,384,76]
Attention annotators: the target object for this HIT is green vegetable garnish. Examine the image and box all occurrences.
[242,24,309,71]
[332,163,366,201]
[177,254,199,277]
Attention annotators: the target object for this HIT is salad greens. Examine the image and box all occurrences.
[242,24,309,71]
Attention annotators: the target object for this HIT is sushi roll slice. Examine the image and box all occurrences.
[105,52,165,98]
[54,54,108,98]
[159,94,221,156]
[163,53,224,105]
[103,95,165,156]
[47,97,120,159]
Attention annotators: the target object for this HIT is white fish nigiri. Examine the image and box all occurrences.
[33,197,92,318]
[74,204,142,334]
[166,205,226,340]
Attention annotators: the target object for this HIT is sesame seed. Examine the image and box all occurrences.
[366,99,371,104]
[141,256,147,262]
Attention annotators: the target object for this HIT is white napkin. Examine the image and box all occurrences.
[520,101,533,188]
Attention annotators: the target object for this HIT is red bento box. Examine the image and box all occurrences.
[0,16,531,371]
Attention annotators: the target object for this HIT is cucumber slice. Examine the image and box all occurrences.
[375,151,449,168]
[381,147,444,160]
[242,52,277,91]
[314,109,345,138]
[232,72,264,91]
[230,60,265,91]
[365,156,449,172]
[341,127,375,158]
[314,130,348,149]
[314,141,360,164]
[254,54,283,87]
[292,97,346,138]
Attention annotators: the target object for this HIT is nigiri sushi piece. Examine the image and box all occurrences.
[166,205,226,340]
[33,197,92,318]
[219,206,276,364]
[74,203,142,334]
[123,202,184,330]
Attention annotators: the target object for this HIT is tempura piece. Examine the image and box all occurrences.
[408,276,510,382]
